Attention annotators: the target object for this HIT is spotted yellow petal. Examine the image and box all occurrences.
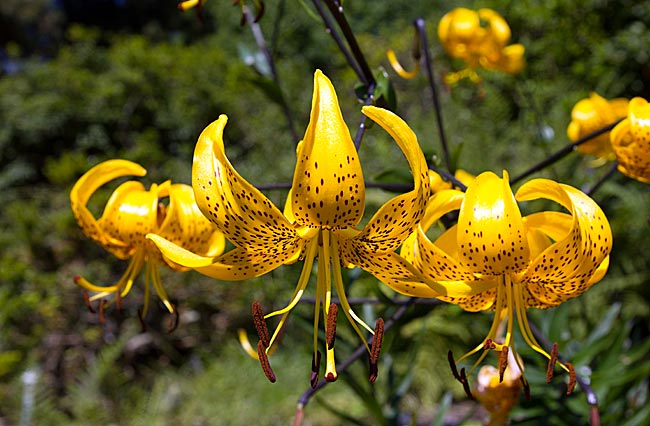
[70,159,146,258]
[457,171,529,275]
[192,115,300,255]
[156,184,226,270]
[290,70,365,228]
[337,234,439,298]
[351,106,429,252]
[517,179,612,297]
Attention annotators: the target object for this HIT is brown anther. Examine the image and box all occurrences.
[167,305,179,333]
[370,318,384,365]
[82,291,96,314]
[546,342,559,383]
[98,300,107,324]
[137,308,148,333]
[326,303,338,350]
[257,340,276,383]
[566,362,577,395]
[521,376,531,401]
[325,372,337,382]
[254,2,265,22]
[498,347,509,383]
[368,361,379,384]
[483,338,496,350]
[368,318,384,382]
[459,368,474,400]
[252,301,270,348]
[115,292,122,313]
[310,351,321,389]
[447,350,461,381]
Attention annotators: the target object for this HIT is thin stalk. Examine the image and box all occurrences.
[320,0,375,86]
[353,82,376,150]
[244,6,298,142]
[415,18,451,172]
[310,0,366,85]
[585,162,618,196]
[510,119,623,185]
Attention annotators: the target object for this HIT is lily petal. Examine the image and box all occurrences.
[192,115,300,253]
[290,70,365,228]
[156,183,226,270]
[98,181,159,248]
[70,159,146,258]
[457,171,529,275]
[352,106,430,252]
[517,179,612,297]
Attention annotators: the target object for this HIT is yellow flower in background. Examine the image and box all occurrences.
[71,160,225,318]
[177,0,206,12]
[567,92,629,161]
[428,169,475,193]
[610,97,650,183]
[401,171,611,394]
[475,350,522,426]
[149,70,434,385]
[438,8,525,84]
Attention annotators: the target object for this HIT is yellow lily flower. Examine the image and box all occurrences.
[177,0,206,12]
[149,70,436,384]
[71,159,225,319]
[610,97,650,183]
[401,170,612,395]
[475,350,522,426]
[567,92,629,161]
[438,8,525,84]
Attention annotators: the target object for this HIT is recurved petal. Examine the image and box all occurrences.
[290,70,365,228]
[157,184,226,270]
[351,106,430,252]
[517,179,612,297]
[98,181,159,248]
[70,159,146,257]
[192,115,299,252]
[457,171,529,275]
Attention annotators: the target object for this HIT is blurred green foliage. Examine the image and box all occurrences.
[1,0,649,425]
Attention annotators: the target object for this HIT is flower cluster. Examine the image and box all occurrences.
[72,71,616,397]
[70,160,225,319]
[438,8,525,84]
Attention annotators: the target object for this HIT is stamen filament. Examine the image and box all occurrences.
[320,231,337,382]
[150,262,174,313]
[330,234,372,353]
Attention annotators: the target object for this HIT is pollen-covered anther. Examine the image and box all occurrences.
[566,362,577,395]
[257,340,276,383]
[447,350,461,381]
[459,367,474,400]
[82,291,96,314]
[326,303,338,350]
[252,301,270,347]
[167,304,179,333]
[115,291,123,313]
[546,342,559,383]
[498,346,509,383]
[369,318,384,383]
[99,300,107,324]
[310,351,322,389]
[483,338,496,350]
